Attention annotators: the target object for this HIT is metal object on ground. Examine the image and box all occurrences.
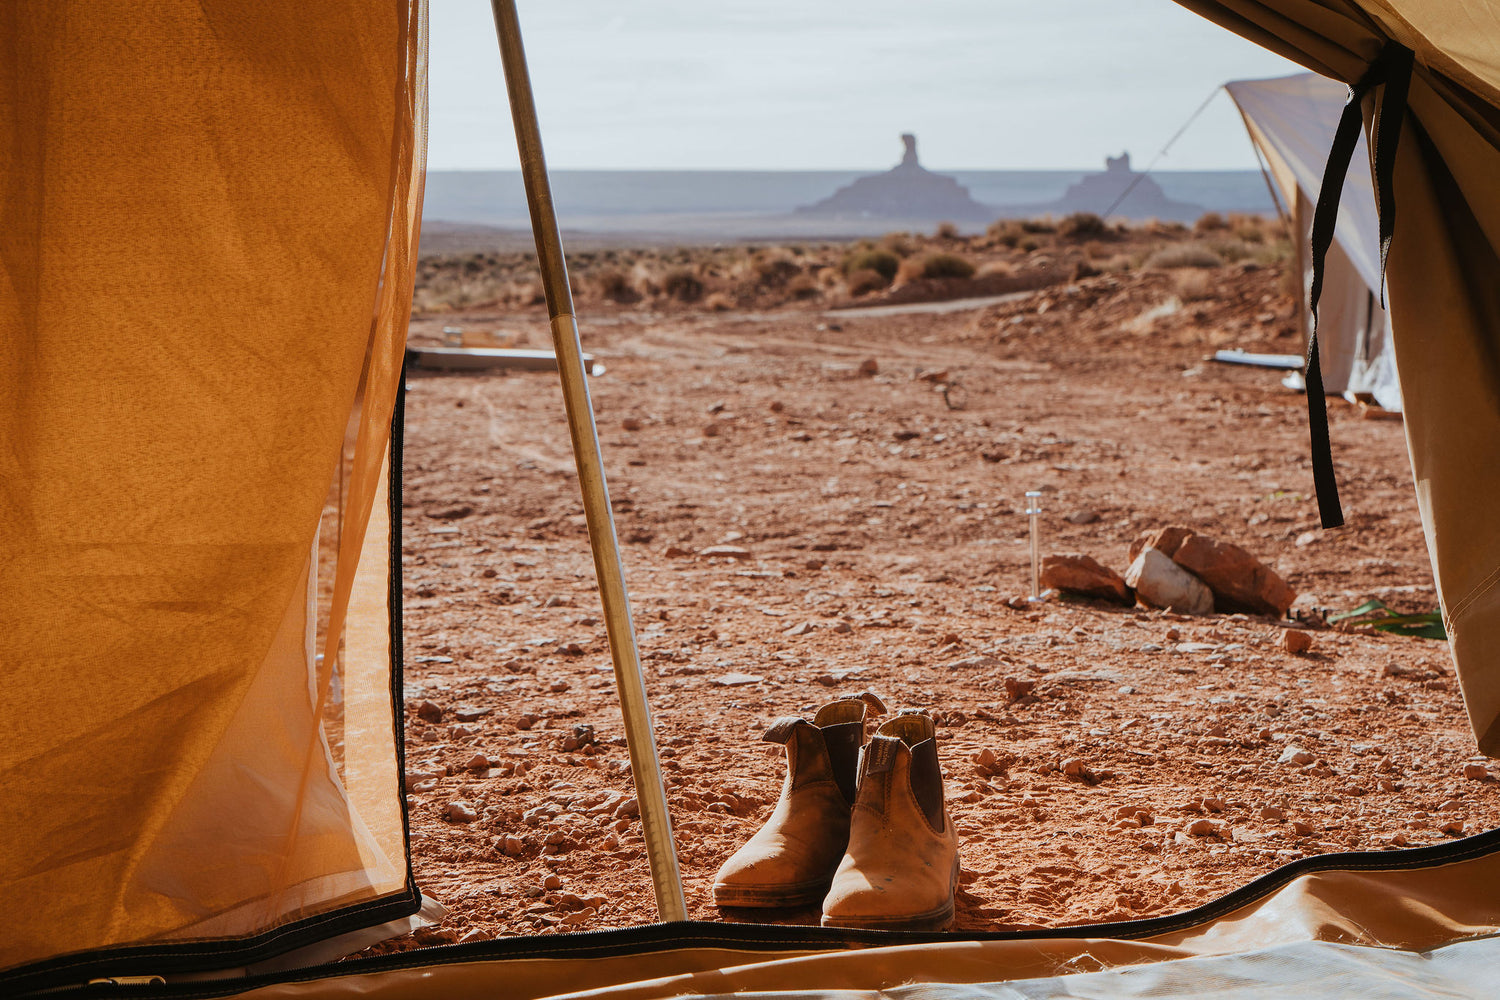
[404,346,595,373]
[489,0,687,922]
[1026,491,1044,602]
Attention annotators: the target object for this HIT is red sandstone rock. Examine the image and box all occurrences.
[1127,525,1193,564]
[1039,553,1131,604]
[1171,534,1297,617]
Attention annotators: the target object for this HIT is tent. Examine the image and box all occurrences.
[7,0,1500,997]
[1226,72,1403,412]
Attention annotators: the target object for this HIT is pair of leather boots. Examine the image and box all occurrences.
[713,698,959,930]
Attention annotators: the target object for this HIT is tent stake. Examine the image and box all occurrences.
[490,0,688,922]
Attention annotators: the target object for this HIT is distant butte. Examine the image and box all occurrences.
[797,134,994,222]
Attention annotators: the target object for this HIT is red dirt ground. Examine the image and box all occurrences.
[383,260,1497,946]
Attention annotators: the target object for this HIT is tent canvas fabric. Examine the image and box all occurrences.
[1226,72,1403,411]
[1,0,427,984]
[8,0,1500,997]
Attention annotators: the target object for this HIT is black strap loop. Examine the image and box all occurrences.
[1305,42,1414,530]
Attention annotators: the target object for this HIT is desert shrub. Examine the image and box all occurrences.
[918,252,976,280]
[880,232,914,257]
[977,260,1014,279]
[1021,218,1056,234]
[841,249,899,282]
[1143,219,1188,237]
[596,268,639,302]
[756,256,801,287]
[1144,244,1224,269]
[987,219,1025,248]
[1207,239,1255,264]
[846,268,889,296]
[662,268,704,302]
[1194,212,1228,233]
[1173,270,1214,301]
[1058,212,1108,240]
[934,221,960,240]
[1228,213,1270,243]
[787,274,820,300]
[1018,235,1042,253]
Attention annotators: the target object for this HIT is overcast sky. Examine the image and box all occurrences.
[429,0,1307,172]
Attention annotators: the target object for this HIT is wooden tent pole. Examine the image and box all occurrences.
[489,0,688,922]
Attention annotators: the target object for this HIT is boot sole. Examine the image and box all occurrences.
[713,879,831,908]
[820,856,958,931]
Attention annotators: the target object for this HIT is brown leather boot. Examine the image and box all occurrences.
[821,711,958,930]
[712,699,870,908]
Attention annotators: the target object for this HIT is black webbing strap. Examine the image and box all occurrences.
[1305,42,1414,529]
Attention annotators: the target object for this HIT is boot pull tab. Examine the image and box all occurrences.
[856,691,888,717]
[762,717,810,745]
[863,735,902,775]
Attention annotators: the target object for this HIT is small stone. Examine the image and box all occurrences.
[1187,818,1227,837]
[857,358,879,376]
[702,422,721,438]
[1125,547,1213,616]
[449,724,480,739]
[415,700,444,723]
[614,797,639,819]
[975,748,999,769]
[769,400,785,413]
[783,621,817,636]
[1389,832,1409,846]
[1440,820,1466,836]
[1064,509,1100,525]
[515,713,540,731]
[1039,553,1130,604]
[1377,778,1397,793]
[549,680,570,693]
[1260,805,1285,821]
[457,927,491,944]
[464,752,491,771]
[621,417,643,431]
[1004,677,1036,701]
[712,672,763,686]
[831,622,853,634]
[501,836,525,857]
[445,800,478,824]
[699,544,751,560]
[1292,820,1316,836]
[1281,629,1313,655]
[663,545,692,558]
[1463,763,1490,780]
[543,873,563,890]
[1278,746,1315,766]
[404,770,440,792]
[427,503,474,521]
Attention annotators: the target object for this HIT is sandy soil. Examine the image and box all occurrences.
[385,259,1497,947]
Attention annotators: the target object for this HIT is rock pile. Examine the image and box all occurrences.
[1040,526,1296,618]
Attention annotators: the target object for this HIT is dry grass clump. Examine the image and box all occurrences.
[1144,243,1224,270]
[841,248,899,284]
[846,268,890,296]
[986,219,1026,248]
[596,268,640,303]
[934,221,960,240]
[1058,212,1110,240]
[754,252,801,288]
[1173,269,1215,302]
[880,232,915,257]
[1194,212,1229,234]
[916,252,976,280]
[661,268,704,303]
[787,274,820,300]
